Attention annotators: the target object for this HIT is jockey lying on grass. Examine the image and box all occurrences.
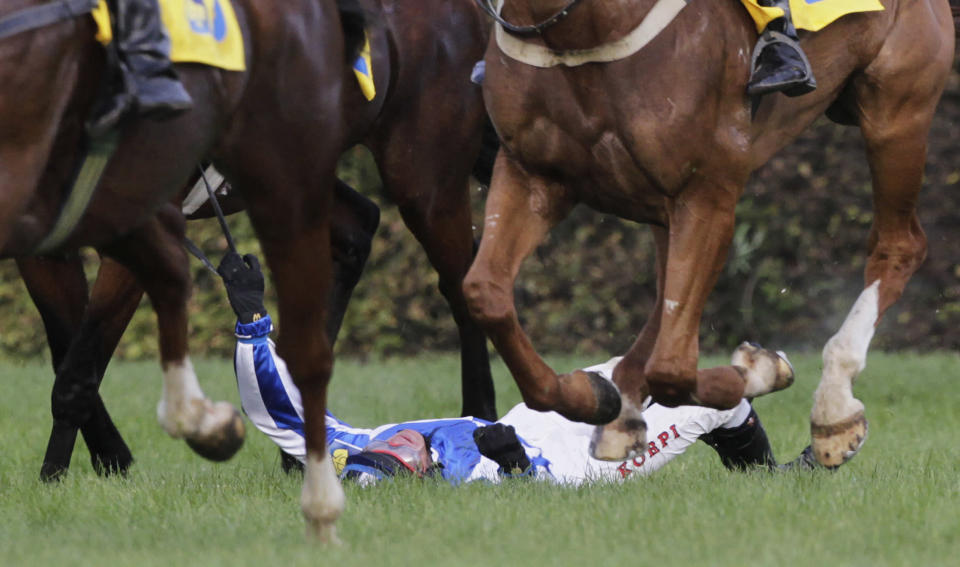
[218,252,819,484]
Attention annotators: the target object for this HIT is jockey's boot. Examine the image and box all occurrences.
[88,0,192,135]
[778,445,836,471]
[700,406,776,471]
[280,449,304,475]
[746,0,817,97]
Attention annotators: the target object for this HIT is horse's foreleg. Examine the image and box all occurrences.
[247,210,341,542]
[589,226,667,459]
[647,182,792,403]
[464,155,620,425]
[18,254,92,480]
[383,159,497,421]
[100,208,244,462]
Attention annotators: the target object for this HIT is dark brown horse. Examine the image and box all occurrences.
[17,0,495,483]
[1,0,361,541]
[464,0,954,467]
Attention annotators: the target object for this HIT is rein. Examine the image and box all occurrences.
[475,0,584,36]
[183,165,238,276]
[0,0,98,41]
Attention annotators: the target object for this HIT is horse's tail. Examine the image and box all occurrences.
[336,0,366,63]
[471,115,500,186]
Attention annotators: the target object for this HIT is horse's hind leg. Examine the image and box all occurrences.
[326,179,380,342]
[18,255,136,480]
[810,6,953,467]
[592,180,792,460]
[464,155,620,424]
[372,138,497,421]
[99,207,245,462]
[240,177,342,541]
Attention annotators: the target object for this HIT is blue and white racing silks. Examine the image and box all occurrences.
[233,316,541,483]
[233,319,747,485]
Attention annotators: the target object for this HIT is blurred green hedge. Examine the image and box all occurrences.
[2,73,959,363]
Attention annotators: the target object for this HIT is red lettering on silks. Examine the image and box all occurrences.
[648,441,660,457]
[632,454,646,468]
[670,424,679,439]
[658,431,670,448]
[617,462,632,478]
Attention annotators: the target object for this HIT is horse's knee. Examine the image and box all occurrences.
[331,229,373,288]
[462,273,513,329]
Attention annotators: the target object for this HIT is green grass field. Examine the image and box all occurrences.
[1,351,958,566]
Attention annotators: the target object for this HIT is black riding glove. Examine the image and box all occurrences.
[217,252,267,324]
[473,423,531,475]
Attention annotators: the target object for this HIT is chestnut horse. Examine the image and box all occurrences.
[464,0,954,466]
[18,0,495,482]
[1,0,362,541]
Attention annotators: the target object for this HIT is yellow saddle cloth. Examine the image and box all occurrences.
[740,0,885,33]
[92,1,376,99]
[92,0,245,71]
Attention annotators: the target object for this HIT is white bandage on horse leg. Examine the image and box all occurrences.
[302,450,346,544]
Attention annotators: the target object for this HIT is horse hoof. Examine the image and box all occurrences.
[557,370,622,425]
[732,342,795,397]
[811,411,868,468]
[185,403,246,462]
[91,449,134,477]
[589,398,647,461]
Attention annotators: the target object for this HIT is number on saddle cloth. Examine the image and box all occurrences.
[91,0,246,71]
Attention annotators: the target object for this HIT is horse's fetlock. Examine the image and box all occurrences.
[522,387,559,412]
[822,336,866,375]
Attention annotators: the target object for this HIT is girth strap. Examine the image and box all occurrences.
[34,132,119,254]
[0,0,98,41]
[494,0,692,68]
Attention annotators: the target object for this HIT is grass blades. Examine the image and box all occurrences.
[0,352,958,566]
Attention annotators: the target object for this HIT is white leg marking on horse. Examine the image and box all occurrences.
[664,299,679,314]
[301,450,345,544]
[732,342,795,398]
[590,396,647,461]
[157,357,207,438]
[813,280,880,425]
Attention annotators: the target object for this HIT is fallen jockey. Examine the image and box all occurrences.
[217,252,823,484]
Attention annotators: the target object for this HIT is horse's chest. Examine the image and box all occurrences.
[506,116,689,222]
